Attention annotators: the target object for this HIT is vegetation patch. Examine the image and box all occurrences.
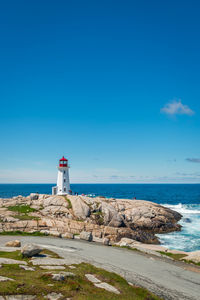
[159,251,187,260]
[0,231,45,236]
[40,249,62,259]
[182,259,200,266]
[0,250,25,261]
[65,197,72,209]
[0,258,161,300]
[6,205,40,221]
[158,251,200,266]
[13,215,40,221]
[7,205,36,214]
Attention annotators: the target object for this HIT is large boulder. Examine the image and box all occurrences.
[80,231,93,242]
[101,202,124,227]
[108,213,124,227]
[5,240,21,247]
[21,244,43,257]
[120,200,182,233]
[68,196,90,219]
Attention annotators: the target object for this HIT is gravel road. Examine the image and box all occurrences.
[0,236,199,300]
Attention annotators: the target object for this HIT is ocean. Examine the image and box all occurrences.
[0,183,199,252]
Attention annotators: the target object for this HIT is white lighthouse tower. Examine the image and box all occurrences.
[52,156,71,195]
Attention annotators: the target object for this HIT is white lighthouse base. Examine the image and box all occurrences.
[52,186,57,195]
[52,186,70,195]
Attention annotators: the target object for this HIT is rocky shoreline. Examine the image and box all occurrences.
[0,193,182,245]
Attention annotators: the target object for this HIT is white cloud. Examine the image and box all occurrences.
[161,100,194,116]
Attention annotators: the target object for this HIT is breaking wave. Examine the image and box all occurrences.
[163,203,200,215]
[157,203,200,252]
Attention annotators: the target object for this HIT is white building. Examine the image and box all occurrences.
[52,156,71,195]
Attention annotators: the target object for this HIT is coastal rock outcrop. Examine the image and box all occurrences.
[0,193,182,244]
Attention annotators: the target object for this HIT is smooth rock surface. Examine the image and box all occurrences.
[68,196,90,219]
[0,276,14,282]
[19,265,35,271]
[85,274,101,283]
[94,282,120,294]
[40,266,65,270]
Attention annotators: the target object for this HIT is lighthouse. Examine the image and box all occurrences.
[52,156,71,195]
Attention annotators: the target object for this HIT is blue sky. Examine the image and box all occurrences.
[0,0,200,183]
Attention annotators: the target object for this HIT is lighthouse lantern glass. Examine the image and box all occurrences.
[59,159,67,167]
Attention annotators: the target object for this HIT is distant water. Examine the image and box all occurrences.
[0,183,200,252]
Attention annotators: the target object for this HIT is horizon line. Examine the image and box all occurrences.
[0,182,200,185]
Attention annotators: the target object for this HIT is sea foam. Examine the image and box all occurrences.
[157,203,200,252]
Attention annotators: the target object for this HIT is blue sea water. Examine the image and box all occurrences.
[0,183,200,252]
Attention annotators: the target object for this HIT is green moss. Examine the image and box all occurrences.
[7,205,36,214]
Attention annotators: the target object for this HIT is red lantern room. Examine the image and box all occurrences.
[59,156,68,167]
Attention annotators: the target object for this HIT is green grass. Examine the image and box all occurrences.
[7,205,36,214]
[0,250,25,261]
[0,231,45,236]
[7,204,40,221]
[0,256,162,300]
[158,251,200,266]
[65,197,72,209]
[159,251,187,260]
[0,249,61,260]
[182,259,200,266]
